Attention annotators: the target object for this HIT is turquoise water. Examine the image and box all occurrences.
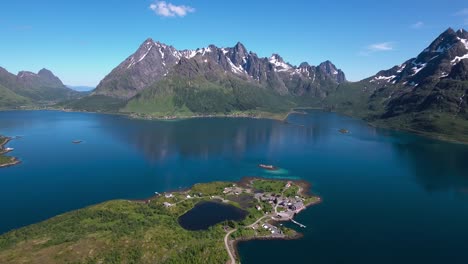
[1,110,467,263]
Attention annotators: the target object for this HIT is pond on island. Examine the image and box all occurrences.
[178,201,248,230]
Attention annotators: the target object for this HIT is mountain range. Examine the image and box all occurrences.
[1,28,467,142]
[0,67,83,108]
[72,39,345,116]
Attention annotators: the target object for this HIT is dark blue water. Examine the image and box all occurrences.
[178,201,247,230]
[1,110,467,263]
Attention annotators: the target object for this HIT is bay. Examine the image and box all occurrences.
[0,110,467,263]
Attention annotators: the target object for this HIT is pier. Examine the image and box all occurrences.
[291,219,306,228]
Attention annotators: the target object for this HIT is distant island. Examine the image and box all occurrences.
[0,177,320,263]
[0,135,19,168]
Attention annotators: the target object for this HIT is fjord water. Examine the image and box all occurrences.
[0,111,468,263]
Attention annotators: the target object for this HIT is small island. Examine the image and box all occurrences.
[0,135,20,168]
[339,129,350,134]
[258,164,279,171]
[0,177,320,263]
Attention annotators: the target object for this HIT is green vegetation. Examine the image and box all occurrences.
[190,181,233,196]
[283,185,300,198]
[59,95,127,113]
[0,200,227,264]
[0,155,16,166]
[0,136,19,167]
[301,79,468,144]
[121,75,295,119]
[0,178,318,263]
[252,179,287,194]
[0,84,31,109]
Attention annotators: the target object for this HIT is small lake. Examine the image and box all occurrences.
[1,110,468,263]
[178,201,247,230]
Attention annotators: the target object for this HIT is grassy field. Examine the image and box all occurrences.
[251,179,287,194]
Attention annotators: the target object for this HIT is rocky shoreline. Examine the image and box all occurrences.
[0,136,20,168]
[230,197,321,261]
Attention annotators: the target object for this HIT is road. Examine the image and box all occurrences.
[224,228,237,264]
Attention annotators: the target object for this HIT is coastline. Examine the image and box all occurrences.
[229,196,322,262]
[0,177,319,263]
[227,177,320,263]
[0,136,20,168]
[132,176,320,264]
[3,106,467,145]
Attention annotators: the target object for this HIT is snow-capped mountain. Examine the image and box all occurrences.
[93,39,346,99]
[368,28,468,87]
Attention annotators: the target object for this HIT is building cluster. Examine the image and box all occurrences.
[254,193,306,217]
[253,222,283,237]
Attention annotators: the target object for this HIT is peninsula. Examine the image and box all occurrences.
[0,178,320,263]
[0,135,19,168]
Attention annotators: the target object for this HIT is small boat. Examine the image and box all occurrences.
[338,129,349,134]
[72,140,83,144]
[259,164,278,171]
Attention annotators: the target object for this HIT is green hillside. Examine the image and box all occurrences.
[122,74,296,118]
[0,84,31,109]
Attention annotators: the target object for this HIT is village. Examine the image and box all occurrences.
[221,180,310,234]
[159,179,311,233]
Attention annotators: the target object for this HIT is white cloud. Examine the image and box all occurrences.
[454,8,468,17]
[149,1,195,17]
[368,42,394,51]
[359,42,395,56]
[411,21,424,29]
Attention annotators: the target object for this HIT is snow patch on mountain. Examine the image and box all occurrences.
[227,57,246,74]
[451,54,468,65]
[269,55,292,72]
[370,75,396,83]
[411,61,427,76]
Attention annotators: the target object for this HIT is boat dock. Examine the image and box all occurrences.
[291,219,306,228]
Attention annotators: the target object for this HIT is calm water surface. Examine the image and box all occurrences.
[1,110,467,263]
[178,201,247,230]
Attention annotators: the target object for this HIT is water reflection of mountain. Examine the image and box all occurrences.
[391,138,468,194]
[99,116,328,163]
[97,112,468,195]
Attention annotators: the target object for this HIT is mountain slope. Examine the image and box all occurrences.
[88,38,346,116]
[92,39,346,100]
[0,84,31,109]
[123,56,295,116]
[321,28,468,142]
[0,67,83,106]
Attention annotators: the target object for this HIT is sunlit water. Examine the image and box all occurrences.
[1,110,467,263]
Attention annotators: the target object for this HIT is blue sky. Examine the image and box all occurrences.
[1,0,467,86]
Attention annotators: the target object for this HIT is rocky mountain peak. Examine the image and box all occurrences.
[318,60,338,74]
[369,28,468,86]
[15,68,65,90]
[94,38,347,99]
[234,42,248,55]
[38,68,55,78]
[37,68,64,86]
[269,54,292,71]
[270,53,284,62]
